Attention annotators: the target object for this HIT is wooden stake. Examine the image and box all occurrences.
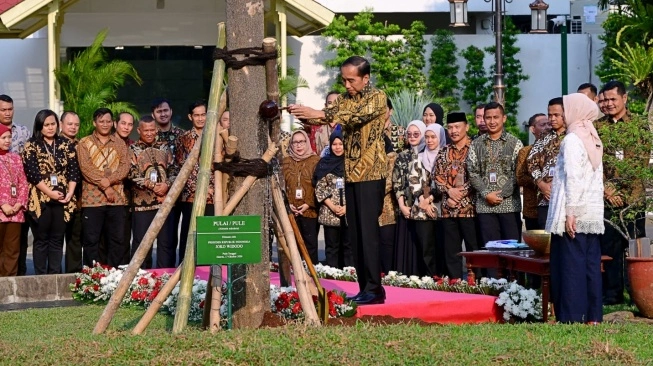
[271,211,292,287]
[132,266,182,335]
[93,132,201,335]
[173,23,226,334]
[270,177,320,325]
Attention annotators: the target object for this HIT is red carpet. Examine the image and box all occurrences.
[156,266,502,324]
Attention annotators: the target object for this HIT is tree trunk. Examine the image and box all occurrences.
[226,0,270,329]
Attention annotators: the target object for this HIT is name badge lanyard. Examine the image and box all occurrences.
[0,156,17,198]
[43,140,61,188]
[486,139,500,184]
[336,176,348,226]
[295,161,305,201]
[145,148,160,183]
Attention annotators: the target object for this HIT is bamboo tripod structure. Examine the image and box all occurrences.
[95,31,323,334]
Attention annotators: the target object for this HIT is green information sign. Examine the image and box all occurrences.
[195,215,262,265]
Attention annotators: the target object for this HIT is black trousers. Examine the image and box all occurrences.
[537,206,549,230]
[122,207,133,264]
[323,223,353,268]
[476,212,522,245]
[345,179,385,295]
[82,205,127,268]
[413,220,437,277]
[132,209,175,269]
[442,217,479,279]
[17,222,29,276]
[28,204,66,275]
[524,217,539,231]
[601,208,645,305]
[179,202,215,265]
[64,210,83,273]
[295,216,319,264]
[379,224,396,274]
[551,232,602,323]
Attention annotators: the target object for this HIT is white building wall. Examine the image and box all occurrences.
[0,38,48,128]
[290,33,604,127]
[315,0,571,15]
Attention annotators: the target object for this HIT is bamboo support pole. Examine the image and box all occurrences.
[270,177,320,325]
[271,211,292,287]
[132,267,182,335]
[173,23,226,334]
[93,131,202,335]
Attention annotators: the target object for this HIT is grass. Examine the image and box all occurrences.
[0,305,652,365]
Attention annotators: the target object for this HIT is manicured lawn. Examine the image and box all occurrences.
[0,305,651,365]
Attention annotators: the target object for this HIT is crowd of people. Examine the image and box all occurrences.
[0,95,229,277]
[0,53,642,321]
[287,56,642,319]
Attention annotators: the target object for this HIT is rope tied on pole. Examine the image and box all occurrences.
[213,47,277,70]
[213,155,272,178]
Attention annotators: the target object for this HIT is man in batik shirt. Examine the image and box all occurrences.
[174,100,215,265]
[434,112,479,279]
[527,97,566,229]
[129,116,178,269]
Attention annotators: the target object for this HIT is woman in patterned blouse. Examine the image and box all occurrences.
[392,120,426,276]
[22,110,80,275]
[282,130,320,264]
[313,130,353,269]
[408,123,447,277]
[0,123,28,276]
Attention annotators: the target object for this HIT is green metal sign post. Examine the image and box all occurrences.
[195,215,261,329]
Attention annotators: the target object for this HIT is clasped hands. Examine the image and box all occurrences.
[485,191,504,206]
[1,203,22,216]
[290,203,309,217]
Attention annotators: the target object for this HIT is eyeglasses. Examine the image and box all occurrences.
[406,132,421,138]
[292,140,306,145]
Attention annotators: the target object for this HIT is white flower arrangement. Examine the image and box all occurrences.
[486,278,543,321]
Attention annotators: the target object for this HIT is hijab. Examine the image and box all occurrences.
[0,124,10,155]
[563,93,603,170]
[312,130,345,186]
[406,120,427,154]
[287,130,316,162]
[423,103,444,126]
[420,123,446,172]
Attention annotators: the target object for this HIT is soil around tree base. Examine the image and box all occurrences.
[260,311,440,328]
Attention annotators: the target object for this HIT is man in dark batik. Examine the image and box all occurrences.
[129,116,178,269]
[434,112,479,279]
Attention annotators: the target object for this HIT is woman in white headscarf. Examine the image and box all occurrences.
[392,120,426,276]
[408,123,446,277]
[546,93,604,324]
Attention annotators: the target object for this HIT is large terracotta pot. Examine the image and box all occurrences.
[626,257,653,318]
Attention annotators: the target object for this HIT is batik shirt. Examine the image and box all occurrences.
[527,131,564,206]
[308,83,387,183]
[385,123,405,153]
[393,149,417,208]
[129,140,177,212]
[76,133,130,207]
[175,129,214,204]
[22,135,80,222]
[466,131,523,214]
[433,137,475,218]
[315,173,347,227]
[379,152,398,226]
[406,155,439,221]
[10,124,31,154]
[157,125,185,169]
[0,152,28,223]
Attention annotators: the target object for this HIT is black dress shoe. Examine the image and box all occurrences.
[355,292,385,305]
[346,292,363,302]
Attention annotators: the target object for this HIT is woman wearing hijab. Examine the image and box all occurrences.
[392,120,426,276]
[283,130,321,264]
[546,93,604,324]
[0,124,29,277]
[313,130,352,268]
[408,123,447,276]
[423,103,451,144]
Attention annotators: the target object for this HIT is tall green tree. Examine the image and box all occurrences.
[460,45,490,109]
[428,30,459,111]
[485,17,529,143]
[55,29,142,137]
[322,10,427,95]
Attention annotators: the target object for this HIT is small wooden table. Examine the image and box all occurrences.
[458,250,612,322]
